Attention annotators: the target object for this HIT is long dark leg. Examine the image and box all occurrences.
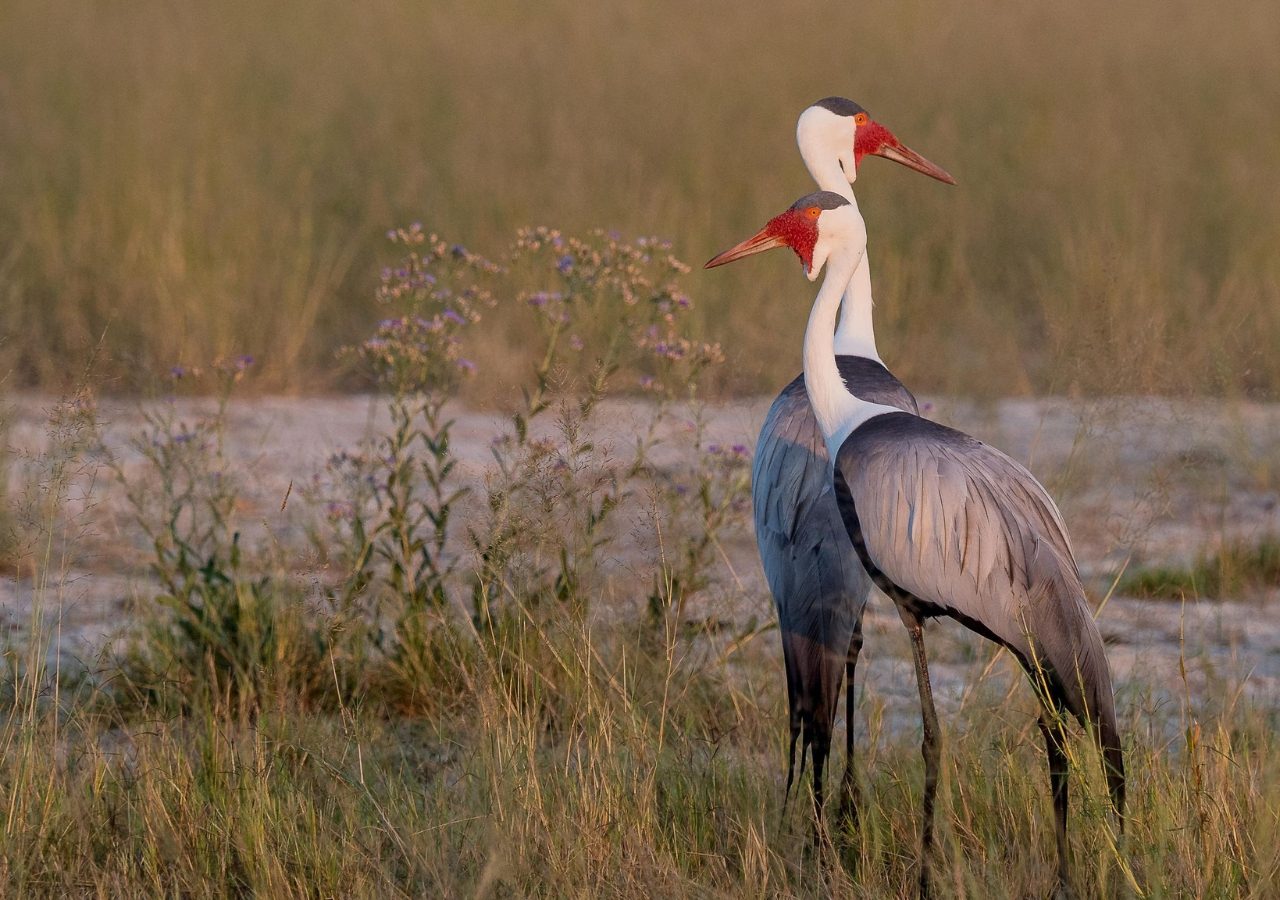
[783,723,802,817]
[836,618,864,833]
[901,608,941,899]
[811,722,833,846]
[1039,710,1072,898]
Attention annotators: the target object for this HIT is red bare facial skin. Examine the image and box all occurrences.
[853,120,893,167]
[702,206,820,272]
[852,120,956,184]
[766,209,819,271]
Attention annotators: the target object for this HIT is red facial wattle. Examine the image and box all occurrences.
[853,120,892,167]
[765,209,820,272]
[853,120,957,185]
[703,207,820,272]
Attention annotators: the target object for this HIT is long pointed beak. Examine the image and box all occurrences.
[704,227,786,269]
[875,141,956,185]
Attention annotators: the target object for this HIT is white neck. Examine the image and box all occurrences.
[804,248,901,459]
[805,152,856,202]
[832,253,880,360]
[800,137,881,362]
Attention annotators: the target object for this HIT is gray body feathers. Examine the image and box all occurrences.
[752,356,917,777]
[832,411,1125,812]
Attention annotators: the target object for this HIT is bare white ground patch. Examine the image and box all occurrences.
[5,393,1278,724]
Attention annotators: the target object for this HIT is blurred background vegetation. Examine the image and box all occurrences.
[2,0,1278,398]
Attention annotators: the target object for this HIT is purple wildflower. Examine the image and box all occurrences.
[456,358,476,374]
[557,255,574,274]
[169,365,187,380]
[443,308,465,325]
[325,501,354,521]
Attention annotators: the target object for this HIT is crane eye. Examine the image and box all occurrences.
[853,112,869,126]
[805,207,821,219]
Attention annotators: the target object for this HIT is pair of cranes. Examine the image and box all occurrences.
[704,99,1125,895]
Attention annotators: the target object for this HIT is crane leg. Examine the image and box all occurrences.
[836,618,864,834]
[1038,711,1072,898]
[783,723,801,816]
[810,721,833,846]
[902,609,940,899]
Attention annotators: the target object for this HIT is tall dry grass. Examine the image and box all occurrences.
[3,606,1277,896]
[1,0,1278,396]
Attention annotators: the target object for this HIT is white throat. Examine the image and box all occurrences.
[797,121,881,363]
[803,246,900,460]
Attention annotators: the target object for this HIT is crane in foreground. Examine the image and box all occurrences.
[754,98,953,828]
[708,191,1124,897]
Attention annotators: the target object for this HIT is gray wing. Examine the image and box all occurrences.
[751,357,918,751]
[754,357,917,564]
[834,413,1120,759]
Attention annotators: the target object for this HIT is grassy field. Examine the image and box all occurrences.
[3,2,1280,896]
[1,330,1277,896]
[4,607,1277,897]
[2,0,1279,396]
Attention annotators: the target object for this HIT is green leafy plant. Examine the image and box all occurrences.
[470,227,728,626]
[1118,536,1280,599]
[309,227,497,653]
[110,358,316,708]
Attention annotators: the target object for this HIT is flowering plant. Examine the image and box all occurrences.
[315,226,500,635]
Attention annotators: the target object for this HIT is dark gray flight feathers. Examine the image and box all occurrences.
[814,96,867,118]
[754,357,918,817]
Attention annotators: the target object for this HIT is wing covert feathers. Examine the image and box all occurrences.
[835,412,1124,815]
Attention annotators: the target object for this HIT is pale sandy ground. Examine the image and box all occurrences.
[4,393,1279,731]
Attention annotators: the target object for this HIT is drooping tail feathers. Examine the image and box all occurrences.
[779,630,843,814]
[1028,585,1126,827]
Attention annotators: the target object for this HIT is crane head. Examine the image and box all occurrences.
[704,191,860,281]
[798,97,956,186]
